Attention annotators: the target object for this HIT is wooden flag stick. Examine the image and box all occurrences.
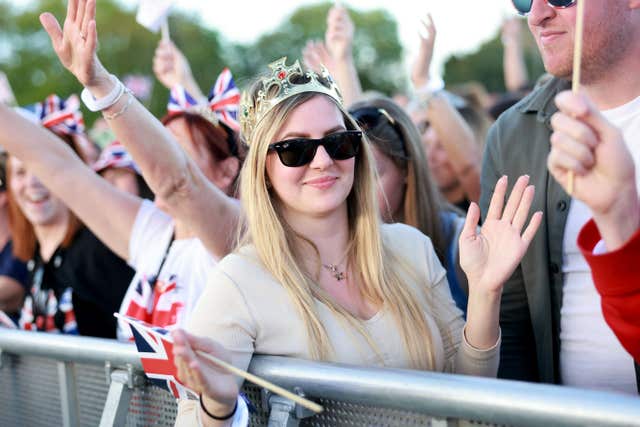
[568,0,585,195]
[196,350,324,414]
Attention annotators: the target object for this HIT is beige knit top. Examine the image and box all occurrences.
[175,223,500,426]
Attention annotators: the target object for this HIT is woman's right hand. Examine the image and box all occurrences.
[172,329,239,416]
[40,0,111,90]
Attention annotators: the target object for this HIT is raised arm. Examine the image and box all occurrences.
[0,104,139,259]
[324,5,362,107]
[40,0,239,259]
[501,18,529,93]
[410,14,436,91]
[425,94,482,202]
[410,15,481,203]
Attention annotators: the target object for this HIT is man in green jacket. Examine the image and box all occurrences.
[481,0,640,391]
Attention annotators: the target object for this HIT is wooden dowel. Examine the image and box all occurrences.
[196,350,324,414]
[568,0,585,196]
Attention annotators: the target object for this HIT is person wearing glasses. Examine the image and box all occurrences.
[548,92,640,364]
[349,97,469,312]
[481,0,640,392]
[164,53,543,423]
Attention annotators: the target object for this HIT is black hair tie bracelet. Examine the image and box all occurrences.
[199,394,238,421]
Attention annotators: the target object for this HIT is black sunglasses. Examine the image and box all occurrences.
[512,0,576,15]
[268,130,362,167]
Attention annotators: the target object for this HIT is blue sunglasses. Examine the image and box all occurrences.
[512,0,576,15]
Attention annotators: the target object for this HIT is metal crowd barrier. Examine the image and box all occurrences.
[1,329,640,427]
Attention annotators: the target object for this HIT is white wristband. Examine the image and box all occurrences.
[81,74,125,112]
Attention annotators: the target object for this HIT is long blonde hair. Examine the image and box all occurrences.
[238,82,436,370]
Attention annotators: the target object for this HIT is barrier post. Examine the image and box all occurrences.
[99,366,144,427]
[58,361,80,427]
[264,387,315,427]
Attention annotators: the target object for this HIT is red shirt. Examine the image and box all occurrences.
[578,219,640,363]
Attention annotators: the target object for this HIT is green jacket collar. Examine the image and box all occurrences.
[515,77,572,126]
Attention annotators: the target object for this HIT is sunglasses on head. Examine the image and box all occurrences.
[511,0,576,15]
[350,107,403,138]
[350,106,408,157]
[268,130,362,167]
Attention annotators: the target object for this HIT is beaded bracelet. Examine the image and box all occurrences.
[103,90,133,121]
[199,394,238,421]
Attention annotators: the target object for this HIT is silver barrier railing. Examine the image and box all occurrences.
[1,329,640,427]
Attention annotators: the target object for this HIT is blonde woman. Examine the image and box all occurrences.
[165,56,542,424]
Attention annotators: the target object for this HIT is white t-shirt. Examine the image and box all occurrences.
[560,94,640,394]
[117,200,218,340]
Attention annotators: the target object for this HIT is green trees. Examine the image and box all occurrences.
[443,21,545,93]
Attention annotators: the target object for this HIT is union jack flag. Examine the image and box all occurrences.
[23,94,85,136]
[167,85,199,115]
[116,314,196,400]
[208,68,241,131]
[120,273,184,341]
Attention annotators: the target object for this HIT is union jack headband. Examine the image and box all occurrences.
[23,94,85,136]
[207,68,240,131]
[167,68,240,131]
[92,140,141,175]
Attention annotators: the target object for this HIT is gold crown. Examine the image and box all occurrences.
[240,57,343,143]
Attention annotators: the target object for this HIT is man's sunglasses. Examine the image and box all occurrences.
[512,0,576,15]
[268,130,362,167]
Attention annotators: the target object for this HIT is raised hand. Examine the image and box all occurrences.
[501,17,523,47]
[411,14,436,89]
[152,41,197,92]
[302,40,334,74]
[172,329,239,416]
[325,5,355,61]
[460,175,542,296]
[40,0,108,88]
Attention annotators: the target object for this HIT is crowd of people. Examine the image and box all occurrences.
[0,0,638,425]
